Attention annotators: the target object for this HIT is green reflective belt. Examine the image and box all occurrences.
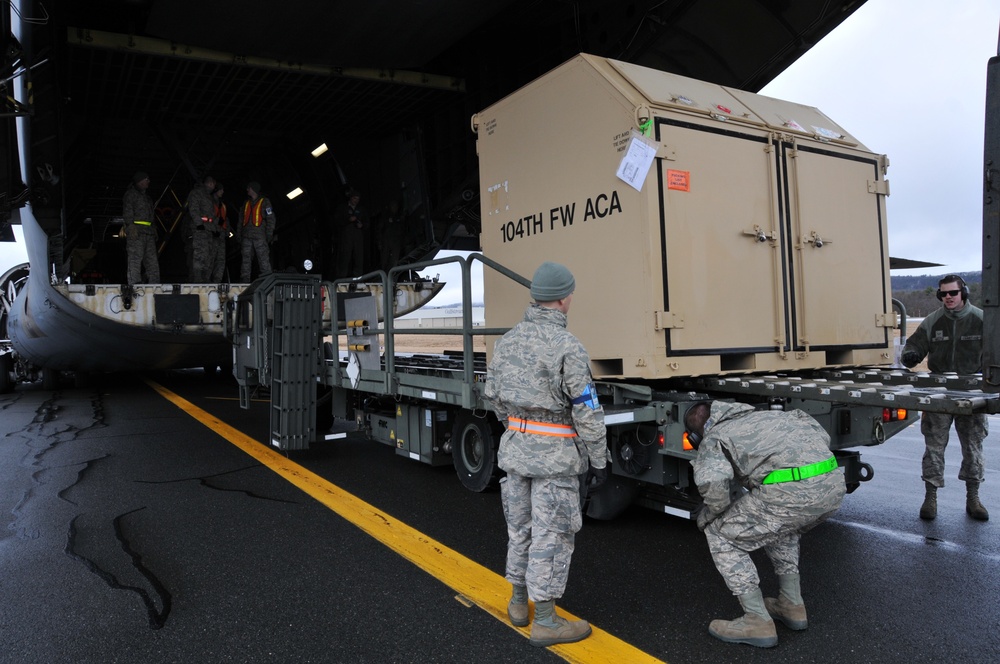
[762,456,838,485]
[133,220,151,226]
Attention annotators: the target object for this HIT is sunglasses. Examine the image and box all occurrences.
[938,289,962,297]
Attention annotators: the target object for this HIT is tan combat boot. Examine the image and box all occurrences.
[920,483,937,520]
[528,600,592,647]
[967,482,989,521]
[708,588,778,648]
[764,573,808,630]
[507,584,529,627]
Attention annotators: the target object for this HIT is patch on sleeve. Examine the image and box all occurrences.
[571,383,599,409]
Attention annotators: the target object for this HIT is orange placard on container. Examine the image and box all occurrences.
[667,169,690,192]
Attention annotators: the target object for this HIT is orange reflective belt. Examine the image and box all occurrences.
[508,417,577,438]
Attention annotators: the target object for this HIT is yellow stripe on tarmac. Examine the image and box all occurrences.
[146,378,665,664]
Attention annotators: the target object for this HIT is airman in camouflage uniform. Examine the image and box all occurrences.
[484,261,607,648]
[239,181,276,282]
[901,274,988,521]
[210,182,230,283]
[186,175,218,282]
[122,171,159,284]
[685,400,845,648]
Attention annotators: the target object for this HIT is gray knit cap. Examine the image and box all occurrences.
[530,261,575,301]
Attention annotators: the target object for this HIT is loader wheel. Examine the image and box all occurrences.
[452,412,501,492]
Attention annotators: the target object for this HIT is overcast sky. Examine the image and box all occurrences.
[760,0,1000,277]
[2,0,998,288]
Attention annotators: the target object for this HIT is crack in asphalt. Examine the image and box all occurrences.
[5,385,295,632]
[5,388,174,629]
[0,389,24,412]
[136,464,302,504]
[66,509,172,630]
[57,453,112,506]
[7,392,109,538]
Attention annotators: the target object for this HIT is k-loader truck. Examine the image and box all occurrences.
[231,54,999,520]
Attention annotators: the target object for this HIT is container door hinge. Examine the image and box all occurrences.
[655,311,684,330]
[656,143,677,161]
[868,179,890,196]
[876,312,899,328]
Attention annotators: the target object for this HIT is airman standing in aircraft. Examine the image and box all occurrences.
[122,171,160,284]
[684,401,846,648]
[186,174,218,282]
[210,182,230,283]
[336,189,365,277]
[239,181,276,282]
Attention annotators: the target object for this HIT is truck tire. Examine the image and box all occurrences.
[452,412,501,492]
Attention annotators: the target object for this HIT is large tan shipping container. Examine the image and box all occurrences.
[474,54,895,380]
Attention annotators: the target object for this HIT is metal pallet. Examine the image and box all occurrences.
[676,369,1000,415]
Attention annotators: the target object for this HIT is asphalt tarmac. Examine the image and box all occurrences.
[1,370,998,663]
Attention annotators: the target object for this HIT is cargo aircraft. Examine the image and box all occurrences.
[0,0,875,390]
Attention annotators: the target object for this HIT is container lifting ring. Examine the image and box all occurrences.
[634,105,651,133]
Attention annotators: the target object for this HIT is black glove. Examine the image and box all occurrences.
[901,350,921,369]
[587,465,608,491]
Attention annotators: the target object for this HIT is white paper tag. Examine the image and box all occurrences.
[616,130,658,191]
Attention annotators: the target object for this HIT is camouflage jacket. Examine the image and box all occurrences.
[693,401,839,519]
[186,186,216,227]
[902,302,983,374]
[122,185,156,234]
[485,304,607,477]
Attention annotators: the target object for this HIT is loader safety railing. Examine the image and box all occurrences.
[327,253,530,411]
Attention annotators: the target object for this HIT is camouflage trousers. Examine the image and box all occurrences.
[191,228,219,282]
[126,229,159,285]
[501,473,582,602]
[704,474,844,596]
[210,233,228,283]
[240,232,272,282]
[921,412,987,487]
